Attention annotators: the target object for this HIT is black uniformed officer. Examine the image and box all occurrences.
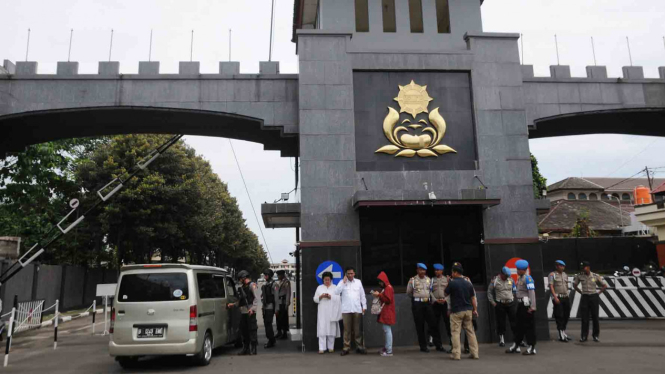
[549,260,572,342]
[227,270,260,355]
[261,269,277,348]
[573,261,608,342]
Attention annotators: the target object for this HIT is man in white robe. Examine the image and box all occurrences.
[314,272,342,353]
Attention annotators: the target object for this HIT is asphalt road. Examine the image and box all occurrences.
[3,315,665,373]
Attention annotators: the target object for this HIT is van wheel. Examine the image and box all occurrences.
[117,356,138,369]
[194,332,213,366]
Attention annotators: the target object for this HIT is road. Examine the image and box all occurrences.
[3,314,665,373]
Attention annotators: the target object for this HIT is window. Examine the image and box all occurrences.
[612,193,620,200]
[435,0,451,33]
[355,0,369,32]
[601,194,609,200]
[578,193,588,200]
[197,273,226,299]
[568,193,576,200]
[408,0,424,33]
[225,277,237,299]
[361,205,485,288]
[622,193,631,201]
[589,193,598,200]
[382,0,396,32]
[118,273,189,302]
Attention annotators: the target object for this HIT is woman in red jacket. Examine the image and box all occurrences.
[372,272,395,356]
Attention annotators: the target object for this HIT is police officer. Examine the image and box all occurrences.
[274,270,292,340]
[431,263,452,353]
[261,269,277,348]
[506,260,537,355]
[407,263,444,352]
[488,266,517,347]
[227,270,260,355]
[573,261,608,342]
[549,260,572,342]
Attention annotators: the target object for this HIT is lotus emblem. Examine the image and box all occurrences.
[375,80,457,158]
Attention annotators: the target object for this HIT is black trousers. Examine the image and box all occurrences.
[514,303,536,346]
[580,294,600,338]
[263,308,275,341]
[432,303,451,341]
[494,301,517,336]
[277,304,289,333]
[412,301,441,349]
[552,297,571,331]
[240,313,258,345]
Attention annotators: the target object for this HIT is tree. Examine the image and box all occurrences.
[531,153,548,199]
[570,209,596,238]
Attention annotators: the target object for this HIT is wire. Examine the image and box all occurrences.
[605,138,659,177]
[602,169,648,191]
[227,139,273,264]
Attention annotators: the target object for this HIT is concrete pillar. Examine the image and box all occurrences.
[586,66,608,79]
[178,61,200,75]
[549,65,571,79]
[219,61,240,75]
[2,60,16,74]
[15,61,38,75]
[659,67,665,80]
[98,61,120,75]
[622,66,644,80]
[259,61,280,74]
[56,62,79,75]
[138,61,160,75]
[520,65,534,79]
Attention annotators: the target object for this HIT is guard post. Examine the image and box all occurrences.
[91,299,96,335]
[53,299,59,350]
[3,307,15,367]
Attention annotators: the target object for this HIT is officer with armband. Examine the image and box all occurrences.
[506,260,537,355]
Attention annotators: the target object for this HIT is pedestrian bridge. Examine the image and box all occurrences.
[0,60,298,157]
[524,65,665,139]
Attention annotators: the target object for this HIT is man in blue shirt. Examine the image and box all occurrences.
[444,264,479,360]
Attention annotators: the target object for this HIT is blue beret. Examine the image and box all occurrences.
[433,263,444,270]
[501,266,511,276]
[555,260,566,266]
[417,263,427,270]
[515,260,529,270]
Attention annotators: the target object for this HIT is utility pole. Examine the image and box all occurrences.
[645,166,653,190]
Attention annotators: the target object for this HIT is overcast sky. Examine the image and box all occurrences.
[1,0,664,263]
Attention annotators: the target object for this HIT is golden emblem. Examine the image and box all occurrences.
[376,80,457,158]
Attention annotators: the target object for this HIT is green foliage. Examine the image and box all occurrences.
[531,153,548,199]
[570,209,596,238]
[0,135,269,274]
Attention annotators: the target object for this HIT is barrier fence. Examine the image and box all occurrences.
[544,276,665,319]
[2,299,103,367]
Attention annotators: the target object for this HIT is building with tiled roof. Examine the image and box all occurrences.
[538,200,632,237]
[547,177,665,204]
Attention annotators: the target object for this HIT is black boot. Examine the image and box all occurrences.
[499,335,505,347]
[238,343,250,356]
[250,342,258,355]
[279,331,288,340]
[264,339,276,349]
[274,331,283,339]
[505,342,521,354]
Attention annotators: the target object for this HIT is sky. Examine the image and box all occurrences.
[1,0,664,263]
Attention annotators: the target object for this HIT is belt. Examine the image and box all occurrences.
[413,298,429,302]
[497,299,514,304]
[556,294,569,298]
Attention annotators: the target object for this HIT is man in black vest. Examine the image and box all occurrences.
[261,269,277,348]
[227,270,260,355]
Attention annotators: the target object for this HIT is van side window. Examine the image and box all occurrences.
[197,273,226,299]
[225,277,238,298]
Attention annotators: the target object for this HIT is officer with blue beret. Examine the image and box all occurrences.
[430,263,452,352]
[407,263,444,352]
[549,260,572,342]
[506,259,537,355]
[488,266,517,347]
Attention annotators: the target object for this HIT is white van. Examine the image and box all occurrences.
[109,264,241,368]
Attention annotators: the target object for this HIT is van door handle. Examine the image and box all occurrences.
[118,310,125,314]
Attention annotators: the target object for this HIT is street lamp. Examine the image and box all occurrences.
[608,194,624,234]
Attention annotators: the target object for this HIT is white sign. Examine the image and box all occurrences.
[96,283,117,297]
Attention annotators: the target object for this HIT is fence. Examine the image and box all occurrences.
[0,261,117,313]
[544,276,665,319]
[13,299,44,333]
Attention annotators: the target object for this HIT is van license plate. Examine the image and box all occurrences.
[137,327,164,338]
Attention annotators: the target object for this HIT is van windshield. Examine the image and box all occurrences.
[118,273,189,302]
